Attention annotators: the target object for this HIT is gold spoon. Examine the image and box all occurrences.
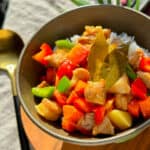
[0,29,30,150]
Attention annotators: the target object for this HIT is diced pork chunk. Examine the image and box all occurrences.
[71,68,90,86]
[35,98,62,121]
[78,35,95,46]
[45,50,66,68]
[137,71,150,89]
[37,80,49,88]
[109,74,131,94]
[83,26,102,36]
[103,28,111,39]
[115,94,131,111]
[77,113,95,134]
[128,48,144,68]
[92,116,115,136]
[78,26,111,49]
[84,79,106,105]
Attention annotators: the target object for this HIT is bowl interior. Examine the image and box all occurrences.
[17,5,150,145]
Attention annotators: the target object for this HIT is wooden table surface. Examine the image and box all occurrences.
[21,108,150,150]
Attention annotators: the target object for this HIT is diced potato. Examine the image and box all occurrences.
[108,109,132,130]
[35,98,62,121]
[109,74,131,94]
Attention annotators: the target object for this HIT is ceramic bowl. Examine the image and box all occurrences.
[17,5,150,145]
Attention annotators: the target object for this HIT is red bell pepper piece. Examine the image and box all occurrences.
[40,75,46,82]
[73,98,92,113]
[66,91,79,104]
[131,77,147,100]
[77,127,91,135]
[94,106,105,125]
[62,105,84,132]
[46,67,56,84]
[62,118,76,132]
[139,97,150,119]
[139,56,150,72]
[67,44,89,66]
[63,105,83,122]
[55,75,59,86]
[57,60,76,79]
[80,56,88,68]
[128,100,140,118]
[74,80,87,96]
[53,90,67,106]
[32,43,53,66]
[40,43,53,54]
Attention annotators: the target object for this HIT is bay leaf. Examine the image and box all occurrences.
[100,44,129,89]
[88,27,109,81]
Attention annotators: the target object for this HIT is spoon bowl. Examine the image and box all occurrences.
[0,29,24,95]
[0,29,30,150]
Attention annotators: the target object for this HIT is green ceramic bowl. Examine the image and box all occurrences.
[16,5,150,145]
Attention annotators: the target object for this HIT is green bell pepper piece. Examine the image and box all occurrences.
[55,39,75,49]
[126,64,137,80]
[32,86,55,98]
[57,76,71,93]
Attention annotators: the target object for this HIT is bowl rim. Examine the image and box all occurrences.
[16,5,150,145]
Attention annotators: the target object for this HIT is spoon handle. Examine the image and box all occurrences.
[13,96,30,150]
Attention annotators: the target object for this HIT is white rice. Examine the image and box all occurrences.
[109,32,134,45]
[70,34,80,44]
[109,32,149,58]
[70,31,149,58]
[129,39,150,57]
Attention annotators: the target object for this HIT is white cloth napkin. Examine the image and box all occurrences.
[0,71,21,150]
[1,0,77,149]
[4,0,77,44]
